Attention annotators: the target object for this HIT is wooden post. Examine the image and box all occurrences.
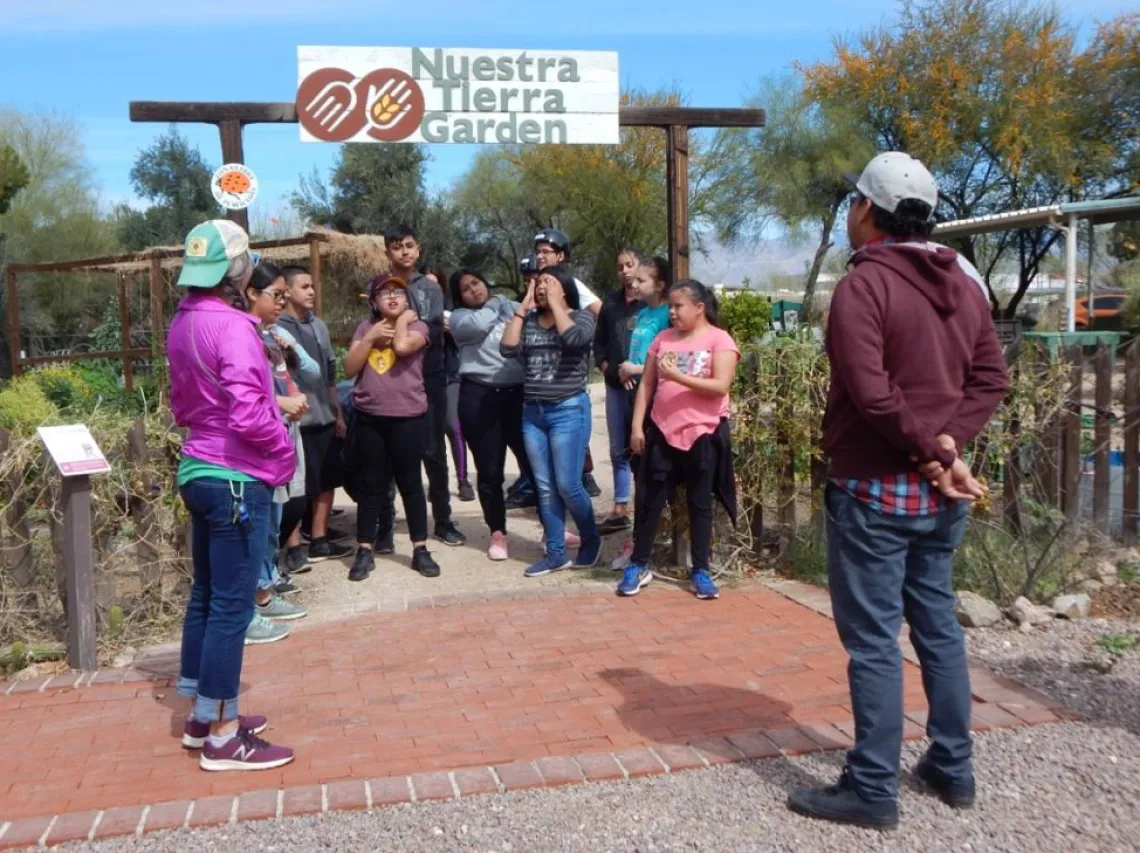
[1004,356,1022,532]
[149,256,165,358]
[217,120,250,234]
[6,268,21,378]
[117,273,135,393]
[665,125,690,281]
[1093,344,1113,534]
[309,234,323,318]
[1060,346,1084,521]
[61,475,97,671]
[1124,341,1140,545]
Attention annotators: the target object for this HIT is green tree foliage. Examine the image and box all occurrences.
[0,144,29,217]
[115,128,219,250]
[706,77,873,324]
[802,0,1140,317]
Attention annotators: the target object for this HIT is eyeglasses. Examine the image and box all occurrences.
[374,288,404,299]
[264,290,287,303]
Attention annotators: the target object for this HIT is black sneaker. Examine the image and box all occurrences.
[457,480,476,502]
[348,548,374,582]
[583,472,602,498]
[434,521,466,547]
[412,546,441,577]
[302,526,348,543]
[598,514,632,535]
[915,755,976,809]
[505,490,537,510]
[273,575,300,596]
[374,530,395,555]
[330,508,346,518]
[309,538,352,563]
[787,769,899,830]
[284,545,311,575]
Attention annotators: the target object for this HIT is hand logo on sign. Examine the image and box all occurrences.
[298,67,425,142]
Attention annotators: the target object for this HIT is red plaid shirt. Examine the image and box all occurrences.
[832,473,947,517]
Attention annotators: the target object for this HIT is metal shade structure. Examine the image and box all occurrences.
[932,196,1140,332]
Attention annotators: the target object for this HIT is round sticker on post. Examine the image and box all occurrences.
[211,164,259,210]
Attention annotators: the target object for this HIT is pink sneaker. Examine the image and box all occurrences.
[564,530,581,548]
[199,726,295,772]
[182,714,268,749]
[488,531,509,561]
[611,540,634,571]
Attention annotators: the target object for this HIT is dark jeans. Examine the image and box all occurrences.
[424,377,453,524]
[630,423,716,571]
[354,411,430,545]
[825,484,972,803]
[458,380,529,534]
[177,477,272,723]
[446,381,468,483]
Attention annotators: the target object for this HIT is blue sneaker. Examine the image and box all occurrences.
[574,536,603,568]
[617,564,652,596]
[690,570,720,600]
[524,554,572,578]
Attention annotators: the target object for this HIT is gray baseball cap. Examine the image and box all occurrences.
[846,152,938,218]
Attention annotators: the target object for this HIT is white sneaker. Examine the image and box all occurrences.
[611,540,634,571]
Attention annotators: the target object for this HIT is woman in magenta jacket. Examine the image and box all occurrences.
[167,221,296,772]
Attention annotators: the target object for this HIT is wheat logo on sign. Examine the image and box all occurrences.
[297,67,425,142]
[211,164,259,211]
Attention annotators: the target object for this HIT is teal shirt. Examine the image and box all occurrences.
[628,304,671,366]
[177,455,255,487]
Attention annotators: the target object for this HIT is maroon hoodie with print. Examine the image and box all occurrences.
[821,241,1009,480]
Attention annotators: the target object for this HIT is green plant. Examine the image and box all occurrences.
[784,518,828,586]
[719,290,771,343]
[0,377,59,433]
[1097,634,1140,656]
[1118,563,1138,584]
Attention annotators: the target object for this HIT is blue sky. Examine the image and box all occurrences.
[0,0,1133,276]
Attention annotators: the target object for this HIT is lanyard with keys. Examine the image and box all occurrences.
[230,482,252,532]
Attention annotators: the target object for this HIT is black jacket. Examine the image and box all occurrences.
[593,291,643,388]
[406,273,447,381]
[642,418,738,526]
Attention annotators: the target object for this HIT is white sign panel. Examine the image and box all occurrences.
[211,164,259,210]
[297,46,620,145]
[37,424,111,477]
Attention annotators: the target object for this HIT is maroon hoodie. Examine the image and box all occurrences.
[822,241,1009,479]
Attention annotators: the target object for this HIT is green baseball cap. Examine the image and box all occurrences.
[177,219,251,288]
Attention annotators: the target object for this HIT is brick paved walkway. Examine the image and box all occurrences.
[0,582,1068,849]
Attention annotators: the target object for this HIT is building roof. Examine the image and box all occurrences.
[932,196,1140,239]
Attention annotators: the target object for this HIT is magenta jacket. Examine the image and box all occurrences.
[168,293,295,486]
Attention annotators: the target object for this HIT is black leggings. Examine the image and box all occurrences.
[352,411,430,545]
[458,380,529,533]
[631,424,716,572]
[279,497,307,548]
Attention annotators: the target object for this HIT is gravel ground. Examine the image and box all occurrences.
[41,722,1140,853]
[967,616,1140,735]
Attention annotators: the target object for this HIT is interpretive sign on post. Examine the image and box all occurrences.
[37,424,107,671]
[297,46,620,145]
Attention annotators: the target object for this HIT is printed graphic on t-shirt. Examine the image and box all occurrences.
[673,349,713,378]
[368,347,396,376]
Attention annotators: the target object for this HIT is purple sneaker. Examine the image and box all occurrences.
[199,726,295,772]
[183,714,269,749]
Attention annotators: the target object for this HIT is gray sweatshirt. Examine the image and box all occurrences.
[275,311,337,428]
[450,296,525,388]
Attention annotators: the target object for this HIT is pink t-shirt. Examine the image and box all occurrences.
[351,319,430,418]
[649,326,740,451]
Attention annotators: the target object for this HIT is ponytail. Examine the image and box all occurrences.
[669,279,721,328]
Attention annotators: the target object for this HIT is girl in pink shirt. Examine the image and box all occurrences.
[620,280,740,601]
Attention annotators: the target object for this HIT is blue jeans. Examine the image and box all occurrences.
[258,501,283,592]
[177,477,272,723]
[523,392,599,560]
[604,385,633,504]
[825,484,972,803]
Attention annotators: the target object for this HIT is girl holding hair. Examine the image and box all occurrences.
[501,265,601,576]
[168,220,295,771]
[343,273,442,582]
[619,279,739,601]
[449,268,531,560]
[241,261,311,639]
[611,256,673,570]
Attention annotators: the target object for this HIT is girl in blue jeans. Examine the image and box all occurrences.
[500,265,601,576]
[168,220,296,772]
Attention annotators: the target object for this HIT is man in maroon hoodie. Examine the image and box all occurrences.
[788,153,1009,830]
